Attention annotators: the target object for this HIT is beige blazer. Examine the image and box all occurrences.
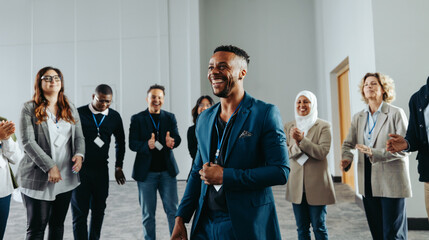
[341,102,412,198]
[285,119,336,205]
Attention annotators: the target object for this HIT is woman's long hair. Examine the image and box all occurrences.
[191,95,215,124]
[33,66,75,124]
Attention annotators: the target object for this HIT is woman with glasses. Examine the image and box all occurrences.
[341,73,411,240]
[186,95,214,180]
[284,90,336,240]
[18,66,85,240]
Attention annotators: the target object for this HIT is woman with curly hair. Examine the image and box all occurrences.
[341,73,411,240]
[18,66,85,240]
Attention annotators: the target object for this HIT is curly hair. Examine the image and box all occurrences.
[191,95,215,124]
[33,66,75,124]
[359,72,395,104]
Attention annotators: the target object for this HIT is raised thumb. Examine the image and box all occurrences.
[166,131,170,138]
[151,133,155,140]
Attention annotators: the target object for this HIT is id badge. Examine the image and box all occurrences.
[54,134,67,147]
[154,141,163,150]
[94,136,105,148]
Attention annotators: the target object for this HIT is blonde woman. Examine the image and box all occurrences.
[285,90,335,240]
[341,73,411,240]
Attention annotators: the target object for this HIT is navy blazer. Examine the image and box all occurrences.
[176,92,290,240]
[405,77,429,182]
[129,109,181,181]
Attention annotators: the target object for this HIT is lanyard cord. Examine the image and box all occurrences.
[367,113,377,138]
[214,101,243,162]
[92,113,106,136]
[149,113,160,138]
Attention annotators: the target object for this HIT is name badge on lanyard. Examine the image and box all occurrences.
[149,114,163,150]
[93,113,106,148]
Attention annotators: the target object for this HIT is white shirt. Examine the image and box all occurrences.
[364,102,384,147]
[424,105,429,144]
[21,112,80,200]
[0,137,24,198]
[89,103,109,115]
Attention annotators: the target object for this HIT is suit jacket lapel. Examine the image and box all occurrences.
[371,103,388,145]
[204,105,219,164]
[41,121,51,147]
[357,111,367,144]
[224,94,251,165]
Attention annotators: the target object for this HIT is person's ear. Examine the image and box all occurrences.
[239,69,247,80]
[92,94,95,100]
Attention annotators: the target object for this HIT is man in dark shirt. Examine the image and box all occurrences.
[129,84,181,240]
[71,84,126,240]
[171,45,289,240]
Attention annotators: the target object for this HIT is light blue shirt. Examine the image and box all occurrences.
[364,102,384,147]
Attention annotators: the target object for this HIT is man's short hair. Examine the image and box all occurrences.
[95,84,113,95]
[147,84,165,95]
[214,45,250,64]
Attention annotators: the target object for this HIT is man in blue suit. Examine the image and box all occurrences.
[387,77,429,220]
[171,45,290,240]
[129,84,181,240]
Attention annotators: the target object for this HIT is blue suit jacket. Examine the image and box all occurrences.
[176,93,290,240]
[129,109,181,181]
[405,77,429,182]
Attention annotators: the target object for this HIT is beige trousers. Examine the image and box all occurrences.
[425,182,429,221]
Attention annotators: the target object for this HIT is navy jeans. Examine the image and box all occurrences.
[292,193,328,240]
[71,167,109,240]
[0,194,11,239]
[137,171,178,240]
[362,196,407,240]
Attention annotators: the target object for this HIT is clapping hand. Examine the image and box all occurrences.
[290,127,304,143]
[0,120,15,140]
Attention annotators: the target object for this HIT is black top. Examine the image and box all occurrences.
[149,113,167,172]
[405,77,429,182]
[206,113,237,212]
[78,105,125,170]
[186,125,197,180]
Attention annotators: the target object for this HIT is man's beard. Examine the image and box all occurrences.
[213,78,235,98]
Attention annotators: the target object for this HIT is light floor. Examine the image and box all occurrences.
[4,182,429,239]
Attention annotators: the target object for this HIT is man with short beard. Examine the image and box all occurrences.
[171,45,290,240]
[129,84,181,240]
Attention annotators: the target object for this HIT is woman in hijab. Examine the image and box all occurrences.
[284,90,336,240]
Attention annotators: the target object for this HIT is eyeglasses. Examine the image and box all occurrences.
[94,95,112,105]
[198,104,212,108]
[41,75,61,82]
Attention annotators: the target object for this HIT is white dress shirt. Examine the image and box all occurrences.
[0,137,24,198]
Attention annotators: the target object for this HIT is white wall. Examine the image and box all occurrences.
[372,0,429,218]
[199,0,319,125]
[314,0,376,180]
[0,0,200,180]
[316,0,428,218]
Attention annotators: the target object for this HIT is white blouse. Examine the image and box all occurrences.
[0,137,24,198]
[21,112,80,200]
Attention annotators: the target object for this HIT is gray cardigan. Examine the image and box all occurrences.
[17,101,85,191]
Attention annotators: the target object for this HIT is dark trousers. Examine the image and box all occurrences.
[192,206,236,240]
[362,196,407,240]
[22,191,73,240]
[71,167,109,240]
[0,194,11,240]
